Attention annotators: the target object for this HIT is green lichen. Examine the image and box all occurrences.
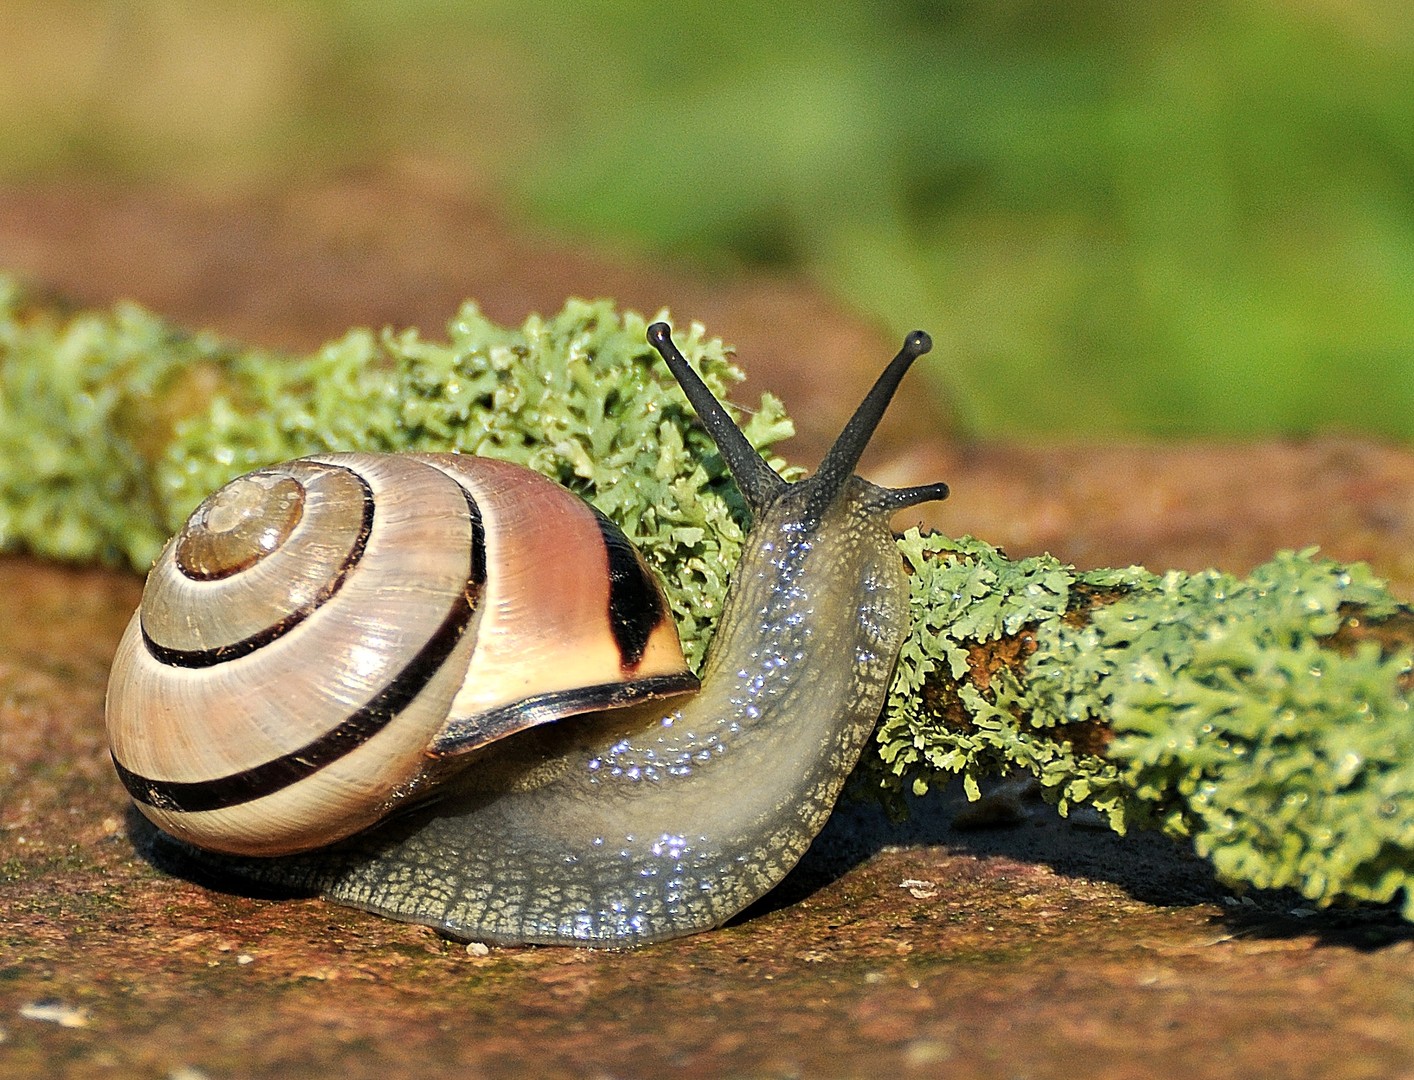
[1106,553,1412,914]
[871,533,1135,820]
[0,278,248,565]
[877,533,1414,918]
[0,277,794,670]
[1,274,1410,919]
[156,301,799,671]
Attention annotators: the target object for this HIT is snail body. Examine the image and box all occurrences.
[106,323,948,946]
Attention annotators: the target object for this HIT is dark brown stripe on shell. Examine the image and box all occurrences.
[115,486,488,814]
[588,506,668,669]
[142,468,376,669]
[467,492,486,585]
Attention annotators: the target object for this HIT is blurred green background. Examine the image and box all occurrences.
[3,0,1412,437]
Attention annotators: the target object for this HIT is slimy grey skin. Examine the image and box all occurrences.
[119,323,948,947]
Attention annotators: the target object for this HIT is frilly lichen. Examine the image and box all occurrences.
[1,274,1409,919]
[0,277,793,670]
[876,533,1413,918]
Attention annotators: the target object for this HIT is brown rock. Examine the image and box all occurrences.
[0,177,1410,1080]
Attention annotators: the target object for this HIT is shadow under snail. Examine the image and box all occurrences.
[105,322,949,947]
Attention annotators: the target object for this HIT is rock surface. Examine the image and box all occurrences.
[1,175,1411,1079]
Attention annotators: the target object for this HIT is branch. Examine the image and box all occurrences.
[870,534,1413,919]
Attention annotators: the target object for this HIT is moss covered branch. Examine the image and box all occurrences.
[875,536,1412,918]
[1,275,1409,920]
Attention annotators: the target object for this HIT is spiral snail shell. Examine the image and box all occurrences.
[107,322,949,946]
[107,453,696,857]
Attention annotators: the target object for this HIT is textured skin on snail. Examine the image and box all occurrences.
[108,323,948,947]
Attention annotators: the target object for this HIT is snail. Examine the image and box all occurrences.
[106,322,949,946]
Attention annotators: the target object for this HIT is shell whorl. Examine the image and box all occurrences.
[106,452,696,857]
